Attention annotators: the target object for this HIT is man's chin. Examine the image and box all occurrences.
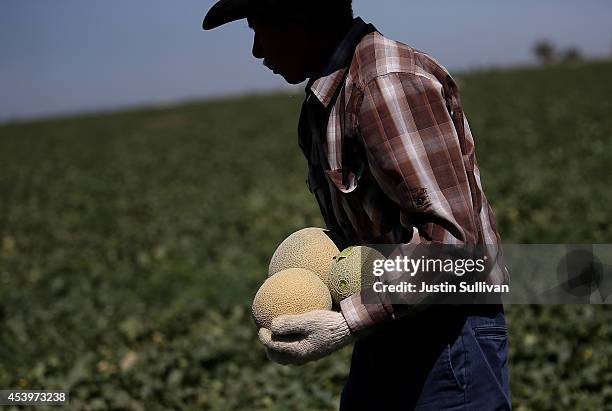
[279,72,307,85]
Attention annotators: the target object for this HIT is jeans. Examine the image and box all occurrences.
[339,304,511,410]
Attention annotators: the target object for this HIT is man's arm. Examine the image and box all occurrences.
[258,71,489,365]
[341,71,483,337]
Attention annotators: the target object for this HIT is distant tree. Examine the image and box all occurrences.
[533,40,556,65]
[561,47,583,64]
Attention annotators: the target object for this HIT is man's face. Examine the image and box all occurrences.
[247,15,311,84]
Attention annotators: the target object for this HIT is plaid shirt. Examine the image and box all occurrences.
[299,18,506,337]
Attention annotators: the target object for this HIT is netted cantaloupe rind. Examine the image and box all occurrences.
[268,227,339,288]
[328,246,385,305]
[252,268,333,329]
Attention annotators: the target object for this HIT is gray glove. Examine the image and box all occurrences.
[258,310,354,365]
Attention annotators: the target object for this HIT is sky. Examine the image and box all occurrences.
[1,0,611,123]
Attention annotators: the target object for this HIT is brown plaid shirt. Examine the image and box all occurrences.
[299,18,506,337]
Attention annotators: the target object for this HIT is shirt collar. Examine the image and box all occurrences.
[307,17,372,108]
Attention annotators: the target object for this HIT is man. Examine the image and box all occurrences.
[203,1,511,409]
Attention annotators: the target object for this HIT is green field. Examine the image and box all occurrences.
[1,60,611,410]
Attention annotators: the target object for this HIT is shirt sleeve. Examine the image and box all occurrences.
[340,71,482,337]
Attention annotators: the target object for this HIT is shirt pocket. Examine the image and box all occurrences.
[324,169,358,193]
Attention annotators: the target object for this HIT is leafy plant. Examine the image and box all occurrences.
[1,61,611,410]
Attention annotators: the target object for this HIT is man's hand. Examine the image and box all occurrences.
[258,310,354,365]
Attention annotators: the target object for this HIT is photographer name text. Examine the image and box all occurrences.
[372,281,509,294]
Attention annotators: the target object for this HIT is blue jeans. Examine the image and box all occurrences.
[339,305,511,410]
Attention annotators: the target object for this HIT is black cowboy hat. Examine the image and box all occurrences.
[203,0,278,30]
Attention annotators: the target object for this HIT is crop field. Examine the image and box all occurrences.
[1,60,611,410]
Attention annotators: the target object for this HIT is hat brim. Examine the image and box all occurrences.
[203,0,254,30]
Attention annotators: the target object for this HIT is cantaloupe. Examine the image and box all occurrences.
[268,227,339,287]
[328,246,385,305]
[252,268,333,329]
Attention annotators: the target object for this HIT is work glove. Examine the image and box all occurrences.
[258,310,354,365]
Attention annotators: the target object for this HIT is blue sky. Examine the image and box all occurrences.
[1,0,611,122]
